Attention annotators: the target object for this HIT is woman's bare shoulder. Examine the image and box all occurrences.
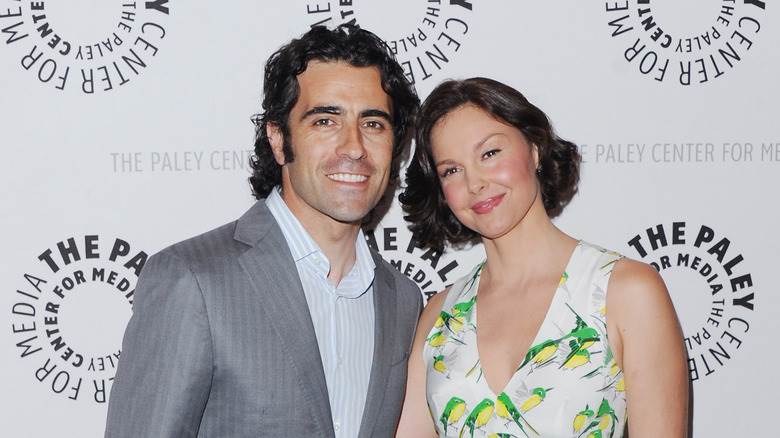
[607,257,676,327]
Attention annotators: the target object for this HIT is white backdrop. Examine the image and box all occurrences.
[2,1,778,437]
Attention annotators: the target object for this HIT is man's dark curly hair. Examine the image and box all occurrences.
[249,24,419,199]
[400,77,581,251]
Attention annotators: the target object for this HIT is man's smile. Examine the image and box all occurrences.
[326,172,369,183]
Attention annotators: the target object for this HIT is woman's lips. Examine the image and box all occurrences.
[471,194,505,214]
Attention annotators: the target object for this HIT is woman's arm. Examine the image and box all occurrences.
[395,289,450,438]
[608,259,689,437]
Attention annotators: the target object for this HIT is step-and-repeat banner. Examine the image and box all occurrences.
[2,1,777,437]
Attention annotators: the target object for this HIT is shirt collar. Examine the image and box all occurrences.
[266,186,319,262]
[265,187,375,297]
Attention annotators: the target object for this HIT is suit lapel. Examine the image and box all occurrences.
[358,252,398,437]
[235,202,335,437]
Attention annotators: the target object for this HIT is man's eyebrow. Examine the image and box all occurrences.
[300,105,341,121]
[360,109,392,122]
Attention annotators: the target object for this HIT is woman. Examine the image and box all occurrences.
[396,78,688,438]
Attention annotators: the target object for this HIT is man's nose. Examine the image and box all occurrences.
[336,123,367,161]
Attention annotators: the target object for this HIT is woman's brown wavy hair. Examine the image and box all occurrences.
[400,77,581,251]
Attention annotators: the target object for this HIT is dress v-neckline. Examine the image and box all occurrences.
[472,241,582,398]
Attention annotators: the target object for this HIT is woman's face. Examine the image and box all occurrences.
[430,104,540,240]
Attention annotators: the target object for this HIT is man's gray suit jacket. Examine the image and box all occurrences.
[104,201,423,437]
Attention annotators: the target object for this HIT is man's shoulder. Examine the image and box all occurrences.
[154,220,243,268]
[155,200,276,262]
[371,249,421,300]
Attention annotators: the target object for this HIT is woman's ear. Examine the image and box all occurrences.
[532,143,541,172]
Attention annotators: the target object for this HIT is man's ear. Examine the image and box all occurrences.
[266,123,286,165]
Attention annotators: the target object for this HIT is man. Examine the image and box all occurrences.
[105,25,421,437]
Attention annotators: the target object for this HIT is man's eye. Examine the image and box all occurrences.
[313,119,333,127]
[364,120,386,130]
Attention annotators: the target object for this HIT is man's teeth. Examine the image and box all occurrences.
[328,173,368,182]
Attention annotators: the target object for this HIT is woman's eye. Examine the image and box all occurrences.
[482,148,501,159]
[440,167,459,178]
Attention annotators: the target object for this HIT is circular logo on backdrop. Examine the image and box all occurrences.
[301,0,474,84]
[604,0,766,85]
[366,226,475,302]
[0,0,171,93]
[626,222,755,382]
[9,236,147,403]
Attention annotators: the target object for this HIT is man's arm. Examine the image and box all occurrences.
[105,250,214,437]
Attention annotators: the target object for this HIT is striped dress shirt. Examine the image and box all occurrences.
[266,187,375,438]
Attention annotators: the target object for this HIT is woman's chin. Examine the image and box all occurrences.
[473,223,516,242]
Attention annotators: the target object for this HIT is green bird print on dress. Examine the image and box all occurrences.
[515,385,552,414]
[572,404,595,434]
[459,398,495,438]
[576,398,619,438]
[496,392,538,437]
[428,329,466,349]
[561,303,601,347]
[452,296,477,319]
[560,271,569,286]
[519,339,560,371]
[557,304,602,371]
[424,242,628,437]
[519,302,601,373]
[440,396,468,434]
[433,354,448,376]
[433,349,462,379]
[436,310,468,335]
[427,330,447,348]
[560,340,594,370]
